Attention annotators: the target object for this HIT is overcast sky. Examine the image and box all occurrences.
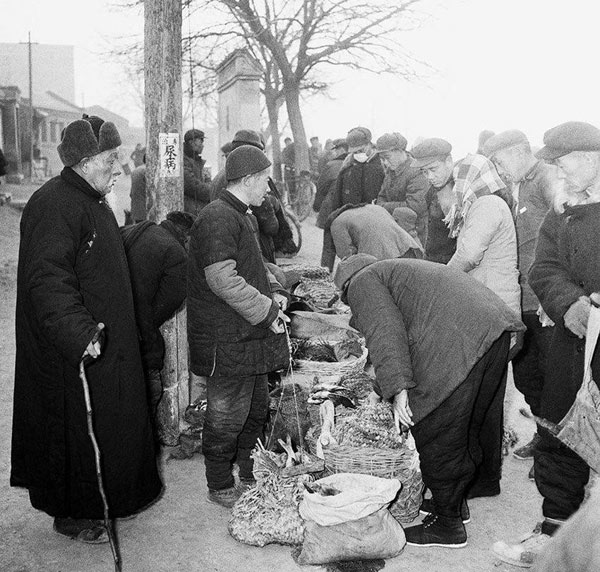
[3,0,600,158]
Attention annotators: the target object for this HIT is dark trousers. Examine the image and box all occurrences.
[202,374,269,490]
[411,333,509,518]
[535,328,595,520]
[512,311,553,417]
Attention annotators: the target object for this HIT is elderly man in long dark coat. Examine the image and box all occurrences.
[335,255,524,548]
[11,116,163,544]
[493,121,600,568]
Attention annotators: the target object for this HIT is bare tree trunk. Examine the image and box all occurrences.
[265,88,283,182]
[145,0,186,447]
[284,85,310,173]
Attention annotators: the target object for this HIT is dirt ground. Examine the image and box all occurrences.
[0,178,550,572]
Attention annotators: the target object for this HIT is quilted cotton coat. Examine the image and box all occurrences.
[346,259,524,423]
[448,194,521,316]
[121,220,188,370]
[187,191,289,377]
[11,168,162,519]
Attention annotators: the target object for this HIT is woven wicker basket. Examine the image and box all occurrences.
[307,418,423,524]
[294,342,368,376]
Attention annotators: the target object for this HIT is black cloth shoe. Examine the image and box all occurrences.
[466,479,500,499]
[405,513,467,548]
[53,517,109,544]
[420,498,470,524]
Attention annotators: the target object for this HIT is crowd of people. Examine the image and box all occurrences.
[9,113,600,570]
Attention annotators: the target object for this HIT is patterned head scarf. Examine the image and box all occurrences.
[444,153,506,237]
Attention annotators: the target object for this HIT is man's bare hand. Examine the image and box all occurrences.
[268,310,290,334]
[564,297,591,338]
[392,389,413,433]
[273,292,289,311]
[82,323,105,361]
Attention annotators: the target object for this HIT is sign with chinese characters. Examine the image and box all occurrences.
[158,133,180,177]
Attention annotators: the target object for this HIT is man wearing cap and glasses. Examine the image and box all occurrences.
[11,115,163,544]
[483,130,557,468]
[493,121,600,568]
[187,145,290,509]
[411,137,457,264]
[330,126,385,214]
[374,132,429,246]
[183,128,212,215]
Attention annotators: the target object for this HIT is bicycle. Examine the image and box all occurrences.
[284,169,316,222]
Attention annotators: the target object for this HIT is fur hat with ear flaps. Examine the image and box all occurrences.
[57,115,122,167]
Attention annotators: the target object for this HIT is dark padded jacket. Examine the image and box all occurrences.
[187,191,289,377]
[330,154,385,212]
[121,220,188,370]
[346,259,524,423]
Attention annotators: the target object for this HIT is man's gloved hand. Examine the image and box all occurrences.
[268,309,290,334]
[564,296,591,339]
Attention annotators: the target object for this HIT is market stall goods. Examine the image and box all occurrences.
[309,401,424,524]
[228,443,324,547]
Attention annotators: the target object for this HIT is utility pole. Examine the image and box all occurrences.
[144,0,186,446]
[28,32,34,179]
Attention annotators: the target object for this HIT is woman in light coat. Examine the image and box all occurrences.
[447,154,521,316]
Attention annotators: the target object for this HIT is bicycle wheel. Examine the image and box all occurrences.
[291,177,315,222]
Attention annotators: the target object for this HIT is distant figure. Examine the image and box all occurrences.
[375,132,429,245]
[411,138,457,264]
[318,138,334,175]
[309,136,322,179]
[130,154,147,223]
[121,211,195,419]
[130,143,145,168]
[183,128,212,216]
[281,137,296,195]
[477,130,495,155]
[331,126,385,212]
[314,138,348,227]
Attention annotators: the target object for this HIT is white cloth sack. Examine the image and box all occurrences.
[299,473,401,526]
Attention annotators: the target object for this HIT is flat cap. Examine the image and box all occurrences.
[375,132,408,153]
[331,138,348,150]
[411,137,452,168]
[232,129,264,150]
[57,116,121,167]
[536,121,600,161]
[482,130,529,158]
[184,128,205,142]
[333,253,378,290]
[226,144,271,181]
[346,126,372,148]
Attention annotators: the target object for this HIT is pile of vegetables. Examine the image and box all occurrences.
[291,337,364,364]
[228,439,323,547]
[332,403,405,450]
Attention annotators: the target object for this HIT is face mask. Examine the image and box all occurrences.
[353,152,369,163]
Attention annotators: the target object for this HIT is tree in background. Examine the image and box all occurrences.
[187,0,427,175]
[115,0,428,178]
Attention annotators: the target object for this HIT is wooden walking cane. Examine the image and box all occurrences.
[80,325,122,572]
